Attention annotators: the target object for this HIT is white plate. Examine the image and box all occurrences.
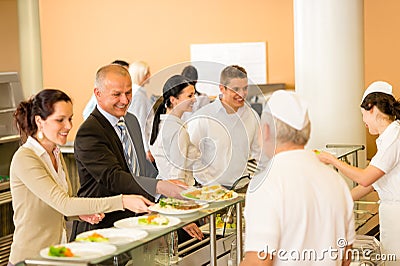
[148,203,209,215]
[40,242,116,261]
[181,188,239,202]
[114,215,181,231]
[75,228,148,246]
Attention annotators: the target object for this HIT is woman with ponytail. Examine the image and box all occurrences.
[150,75,199,186]
[149,76,204,241]
[8,89,153,265]
[317,81,400,263]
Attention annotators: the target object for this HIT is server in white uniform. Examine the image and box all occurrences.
[317,81,400,264]
[242,90,355,266]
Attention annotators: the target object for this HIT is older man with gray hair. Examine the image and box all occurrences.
[241,90,355,266]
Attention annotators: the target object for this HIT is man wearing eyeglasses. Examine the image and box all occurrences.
[187,65,261,188]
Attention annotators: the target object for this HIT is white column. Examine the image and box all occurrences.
[293,0,365,152]
[17,0,43,98]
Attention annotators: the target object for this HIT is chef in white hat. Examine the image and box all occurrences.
[317,81,400,264]
[242,90,355,266]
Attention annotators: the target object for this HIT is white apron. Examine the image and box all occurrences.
[379,202,400,265]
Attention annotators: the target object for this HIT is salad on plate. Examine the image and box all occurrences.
[148,197,209,215]
[114,214,181,230]
[181,185,238,202]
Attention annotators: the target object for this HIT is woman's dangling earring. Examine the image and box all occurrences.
[37,130,44,140]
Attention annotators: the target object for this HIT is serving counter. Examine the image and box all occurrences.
[324,144,380,237]
[16,196,244,266]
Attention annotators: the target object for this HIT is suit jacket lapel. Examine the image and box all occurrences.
[91,107,126,168]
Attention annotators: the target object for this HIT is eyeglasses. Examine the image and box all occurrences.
[224,85,248,93]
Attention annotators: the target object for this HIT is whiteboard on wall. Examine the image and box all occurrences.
[190,42,267,95]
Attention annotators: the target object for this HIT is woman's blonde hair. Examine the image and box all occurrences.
[129,61,150,85]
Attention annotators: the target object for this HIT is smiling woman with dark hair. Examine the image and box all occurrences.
[150,74,204,186]
[8,89,153,265]
[150,75,204,241]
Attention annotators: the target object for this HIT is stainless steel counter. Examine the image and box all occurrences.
[324,144,380,237]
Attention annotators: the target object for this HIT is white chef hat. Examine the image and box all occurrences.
[265,90,309,130]
[361,81,393,103]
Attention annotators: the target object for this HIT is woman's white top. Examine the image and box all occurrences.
[370,120,400,202]
[150,114,199,185]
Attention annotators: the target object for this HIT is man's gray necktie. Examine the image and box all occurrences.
[117,118,140,176]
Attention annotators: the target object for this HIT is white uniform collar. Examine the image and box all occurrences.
[376,121,400,145]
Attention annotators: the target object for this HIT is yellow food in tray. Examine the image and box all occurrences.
[76,232,109,242]
[216,214,236,229]
[138,214,169,226]
[201,184,223,192]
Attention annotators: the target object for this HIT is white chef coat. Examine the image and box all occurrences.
[150,114,198,185]
[369,121,400,262]
[245,150,355,265]
[370,121,400,201]
[187,97,261,187]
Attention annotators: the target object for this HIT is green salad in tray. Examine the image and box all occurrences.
[159,197,202,210]
[48,245,75,257]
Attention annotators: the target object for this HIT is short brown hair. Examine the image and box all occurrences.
[220,65,247,86]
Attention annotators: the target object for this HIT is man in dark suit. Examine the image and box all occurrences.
[70,64,192,239]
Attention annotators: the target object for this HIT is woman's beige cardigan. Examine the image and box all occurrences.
[9,147,125,264]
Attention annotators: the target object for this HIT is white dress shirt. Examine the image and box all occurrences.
[187,97,261,187]
[97,105,140,176]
